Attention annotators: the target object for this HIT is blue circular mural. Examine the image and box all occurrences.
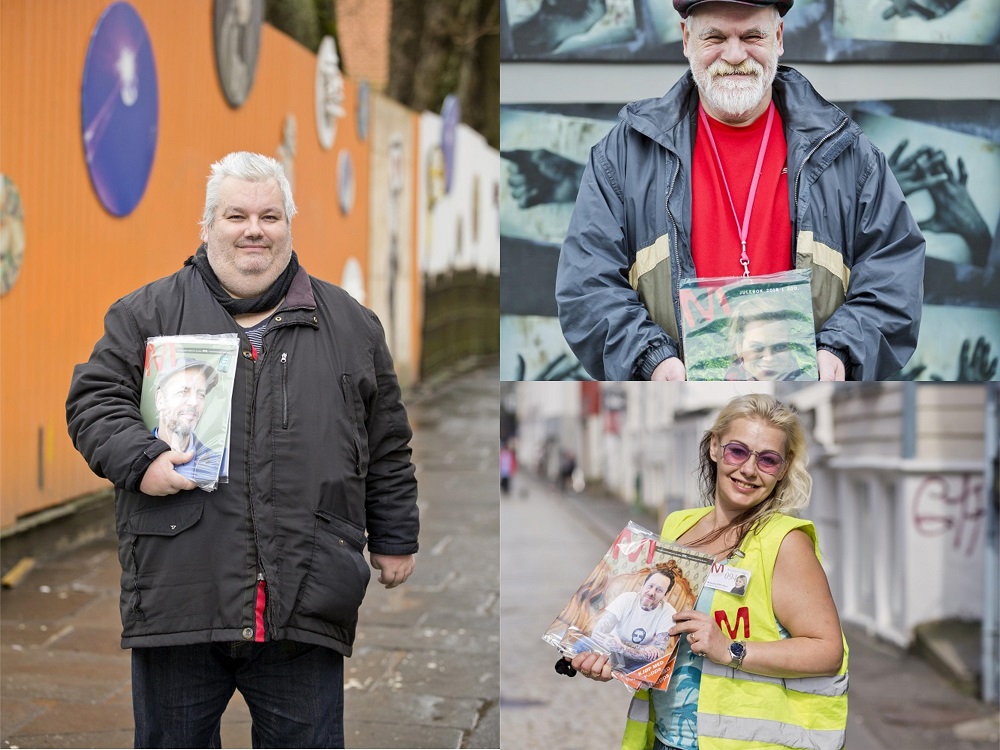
[337,150,355,216]
[441,94,461,194]
[356,80,370,142]
[81,2,158,217]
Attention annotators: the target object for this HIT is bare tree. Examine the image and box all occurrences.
[387,0,500,148]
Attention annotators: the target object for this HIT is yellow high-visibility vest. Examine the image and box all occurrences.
[621,507,849,750]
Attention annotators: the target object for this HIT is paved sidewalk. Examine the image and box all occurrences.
[1,363,500,750]
[501,473,999,750]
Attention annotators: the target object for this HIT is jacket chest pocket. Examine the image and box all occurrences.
[340,373,369,476]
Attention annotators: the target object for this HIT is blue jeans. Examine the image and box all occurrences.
[132,640,344,748]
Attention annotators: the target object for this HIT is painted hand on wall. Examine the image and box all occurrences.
[881,0,964,20]
[900,336,997,381]
[510,0,608,55]
[889,140,992,266]
[502,149,585,209]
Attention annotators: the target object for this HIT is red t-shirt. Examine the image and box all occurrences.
[691,102,792,278]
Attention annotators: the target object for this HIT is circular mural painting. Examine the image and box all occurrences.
[213,0,264,108]
[356,80,370,142]
[341,256,366,305]
[337,150,355,216]
[81,1,159,217]
[1,175,25,296]
[440,94,461,194]
[315,36,345,150]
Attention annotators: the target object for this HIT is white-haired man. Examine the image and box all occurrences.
[68,151,418,748]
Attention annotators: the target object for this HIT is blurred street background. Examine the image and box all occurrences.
[501,381,1000,750]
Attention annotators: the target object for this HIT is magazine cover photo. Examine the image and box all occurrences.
[543,521,713,691]
[139,333,240,491]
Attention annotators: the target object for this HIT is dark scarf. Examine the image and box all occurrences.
[185,243,299,315]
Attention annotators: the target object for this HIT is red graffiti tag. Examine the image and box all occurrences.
[911,474,985,556]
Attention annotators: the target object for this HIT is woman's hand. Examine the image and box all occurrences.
[669,610,731,665]
[569,652,614,682]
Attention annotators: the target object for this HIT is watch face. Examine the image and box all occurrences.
[730,641,746,658]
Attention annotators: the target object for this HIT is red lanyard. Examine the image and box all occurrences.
[698,102,775,277]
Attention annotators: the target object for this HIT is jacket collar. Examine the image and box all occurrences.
[283,264,316,311]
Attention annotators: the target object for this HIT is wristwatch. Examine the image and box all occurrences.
[728,640,747,670]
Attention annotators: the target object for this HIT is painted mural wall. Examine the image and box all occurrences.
[500,0,1000,62]
[499,99,1000,381]
[0,0,500,529]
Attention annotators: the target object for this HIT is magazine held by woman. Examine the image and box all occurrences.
[543,522,714,691]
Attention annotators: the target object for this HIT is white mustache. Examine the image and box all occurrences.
[709,60,763,78]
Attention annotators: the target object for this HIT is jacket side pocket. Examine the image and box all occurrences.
[295,511,372,627]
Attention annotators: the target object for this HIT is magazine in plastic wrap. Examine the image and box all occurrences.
[139,334,240,491]
[679,269,817,381]
[543,521,714,691]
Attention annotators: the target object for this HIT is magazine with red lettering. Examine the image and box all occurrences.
[139,334,240,491]
[679,269,817,381]
[543,521,714,691]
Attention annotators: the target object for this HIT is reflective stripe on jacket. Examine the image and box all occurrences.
[621,507,848,750]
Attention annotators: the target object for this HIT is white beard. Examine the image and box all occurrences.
[694,56,777,122]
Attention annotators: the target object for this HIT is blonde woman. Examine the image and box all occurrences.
[569,394,848,750]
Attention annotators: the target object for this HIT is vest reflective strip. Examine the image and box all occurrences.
[627,693,651,723]
[629,234,670,290]
[702,659,848,697]
[698,712,845,750]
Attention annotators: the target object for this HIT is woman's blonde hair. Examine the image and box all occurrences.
[692,393,812,553]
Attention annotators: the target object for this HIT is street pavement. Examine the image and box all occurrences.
[501,472,1000,750]
[0,363,499,750]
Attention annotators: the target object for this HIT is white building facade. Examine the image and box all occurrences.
[515,383,995,653]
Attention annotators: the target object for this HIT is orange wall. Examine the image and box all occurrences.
[0,0,384,528]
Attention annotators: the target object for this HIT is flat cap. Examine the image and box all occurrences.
[674,0,793,18]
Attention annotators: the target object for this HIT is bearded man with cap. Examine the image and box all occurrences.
[555,0,925,382]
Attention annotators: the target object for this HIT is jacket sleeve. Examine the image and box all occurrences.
[556,131,680,381]
[66,299,169,491]
[362,311,419,556]
[815,141,925,380]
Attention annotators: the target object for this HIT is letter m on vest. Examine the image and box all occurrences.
[715,606,750,639]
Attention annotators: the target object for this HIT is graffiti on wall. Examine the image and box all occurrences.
[911,473,985,556]
[855,100,1000,381]
[499,99,1000,381]
[499,104,619,381]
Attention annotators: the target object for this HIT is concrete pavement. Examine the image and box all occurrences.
[501,472,999,750]
[1,363,500,750]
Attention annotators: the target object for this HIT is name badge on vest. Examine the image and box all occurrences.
[704,563,752,596]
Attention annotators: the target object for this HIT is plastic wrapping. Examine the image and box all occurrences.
[543,521,714,691]
[679,269,817,381]
[139,334,240,491]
